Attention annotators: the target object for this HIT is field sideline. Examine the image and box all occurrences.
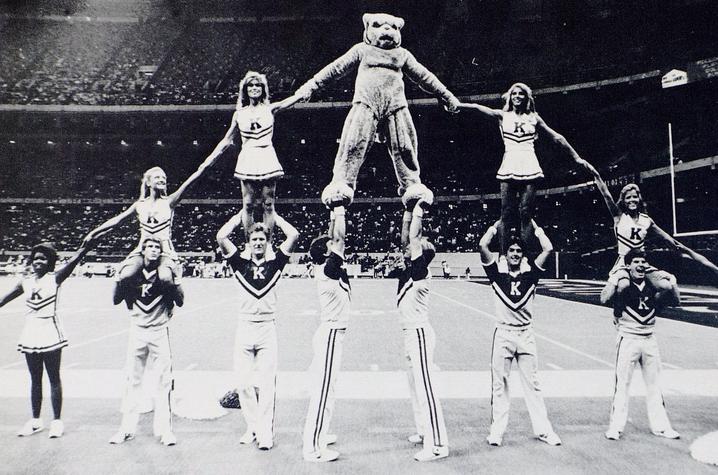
[1,277,717,474]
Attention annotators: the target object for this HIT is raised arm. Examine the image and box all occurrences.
[168,152,223,207]
[0,281,23,308]
[589,168,621,221]
[329,206,346,257]
[478,221,500,264]
[531,220,554,269]
[275,213,300,254]
[400,209,412,249]
[84,202,138,243]
[407,200,426,258]
[456,101,503,120]
[216,210,244,256]
[55,238,95,285]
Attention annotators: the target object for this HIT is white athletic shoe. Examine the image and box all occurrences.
[48,420,64,439]
[320,433,337,446]
[486,434,503,447]
[239,430,256,445]
[537,432,562,446]
[160,431,177,446]
[604,429,621,441]
[257,438,273,450]
[109,431,135,445]
[303,448,340,463]
[652,429,680,440]
[414,445,449,462]
[408,434,424,444]
[17,418,43,437]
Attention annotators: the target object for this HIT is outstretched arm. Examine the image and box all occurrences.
[532,220,554,269]
[275,213,300,254]
[589,168,621,221]
[674,241,718,279]
[55,238,95,285]
[0,281,23,308]
[197,111,240,179]
[403,51,459,112]
[456,102,503,120]
[269,93,304,114]
[329,206,346,257]
[84,203,137,243]
[536,115,595,173]
[295,44,363,100]
[216,210,244,256]
[168,152,224,207]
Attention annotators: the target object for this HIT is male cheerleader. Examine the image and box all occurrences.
[600,249,681,441]
[302,201,351,462]
[478,220,561,447]
[216,209,299,450]
[109,237,184,446]
[398,199,449,462]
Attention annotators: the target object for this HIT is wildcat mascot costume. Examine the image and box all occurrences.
[297,13,459,207]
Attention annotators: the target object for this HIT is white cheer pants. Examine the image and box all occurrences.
[119,324,173,435]
[404,325,448,448]
[608,333,673,433]
[302,324,346,455]
[489,326,554,438]
[234,319,278,443]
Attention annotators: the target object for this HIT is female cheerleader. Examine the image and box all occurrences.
[591,169,718,288]
[203,71,303,239]
[458,83,594,251]
[0,239,93,438]
[84,158,217,298]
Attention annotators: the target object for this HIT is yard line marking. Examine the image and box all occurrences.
[662,362,682,369]
[433,291,614,368]
[546,363,563,370]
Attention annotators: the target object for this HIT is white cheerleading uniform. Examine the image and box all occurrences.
[608,280,675,435]
[127,198,177,260]
[234,105,284,181]
[225,247,290,445]
[396,252,448,450]
[483,256,555,439]
[302,251,350,457]
[118,266,175,436]
[497,111,543,181]
[17,273,67,353]
[610,213,653,274]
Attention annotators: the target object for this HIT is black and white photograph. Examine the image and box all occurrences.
[1,0,717,472]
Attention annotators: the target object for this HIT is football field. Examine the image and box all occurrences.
[1,277,717,474]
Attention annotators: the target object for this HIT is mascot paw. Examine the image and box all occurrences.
[321,182,354,208]
[402,183,434,210]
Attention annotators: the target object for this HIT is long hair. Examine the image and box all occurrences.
[139,166,167,200]
[616,183,646,214]
[30,242,58,272]
[502,82,536,114]
[237,71,269,109]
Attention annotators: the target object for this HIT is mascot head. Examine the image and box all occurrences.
[363,13,404,49]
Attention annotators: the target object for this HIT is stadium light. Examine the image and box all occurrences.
[300,139,306,144]
[193,140,199,146]
[9,140,15,144]
[120,140,129,146]
[156,140,163,146]
[47,140,54,145]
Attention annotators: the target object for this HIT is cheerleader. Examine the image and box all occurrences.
[203,71,303,240]
[0,239,93,438]
[84,158,216,302]
[458,83,594,251]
